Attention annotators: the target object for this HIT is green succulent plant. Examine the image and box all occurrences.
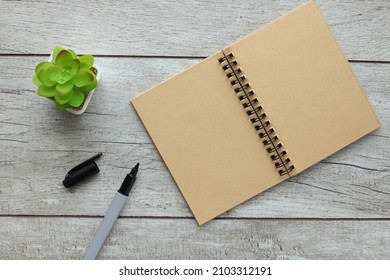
[32,46,98,110]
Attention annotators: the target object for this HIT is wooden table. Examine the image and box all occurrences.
[1,0,389,259]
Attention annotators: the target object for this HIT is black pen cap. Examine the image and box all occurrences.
[62,153,102,188]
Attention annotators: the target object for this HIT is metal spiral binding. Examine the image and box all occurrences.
[218,51,295,176]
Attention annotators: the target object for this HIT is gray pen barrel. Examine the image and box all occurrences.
[83,192,128,260]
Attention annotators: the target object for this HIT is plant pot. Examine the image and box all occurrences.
[44,53,101,115]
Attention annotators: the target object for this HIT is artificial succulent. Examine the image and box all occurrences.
[32,46,98,110]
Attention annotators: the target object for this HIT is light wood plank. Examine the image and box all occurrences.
[0,0,389,60]
[0,57,389,218]
[0,217,389,259]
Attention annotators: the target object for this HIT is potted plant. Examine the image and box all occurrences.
[32,46,100,114]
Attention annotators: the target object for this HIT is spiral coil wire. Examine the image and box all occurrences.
[219,51,295,176]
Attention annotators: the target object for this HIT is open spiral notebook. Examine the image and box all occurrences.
[131,0,380,225]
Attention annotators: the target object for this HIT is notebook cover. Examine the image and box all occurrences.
[131,0,380,225]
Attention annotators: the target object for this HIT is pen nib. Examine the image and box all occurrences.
[130,163,140,177]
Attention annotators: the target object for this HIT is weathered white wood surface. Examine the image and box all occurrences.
[0,0,389,61]
[0,0,389,259]
[1,217,390,260]
[1,57,389,218]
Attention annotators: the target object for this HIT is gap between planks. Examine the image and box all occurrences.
[0,214,390,222]
[0,53,390,64]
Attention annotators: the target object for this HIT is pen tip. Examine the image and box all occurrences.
[130,163,139,175]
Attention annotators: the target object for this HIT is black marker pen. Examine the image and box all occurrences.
[83,163,139,260]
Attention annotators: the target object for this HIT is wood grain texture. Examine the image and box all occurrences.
[0,56,389,218]
[1,0,389,260]
[0,0,389,61]
[0,217,389,259]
